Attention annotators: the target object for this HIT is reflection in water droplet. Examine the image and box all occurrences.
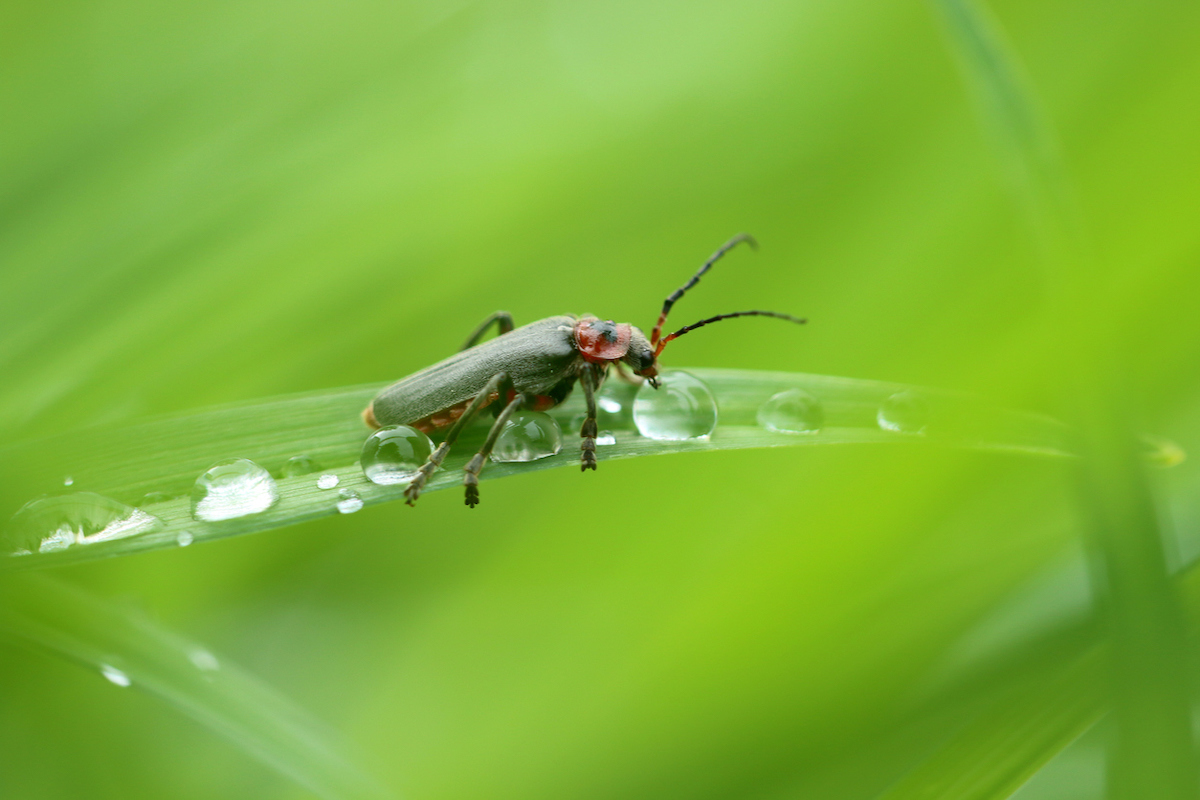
[597,431,617,446]
[336,489,364,514]
[316,474,340,490]
[191,459,279,522]
[281,455,320,477]
[758,389,824,434]
[189,649,220,672]
[1142,435,1186,468]
[598,397,622,414]
[362,426,434,485]
[177,531,194,547]
[633,371,718,440]
[3,493,164,556]
[877,391,928,434]
[491,411,563,462]
[100,664,131,687]
[63,476,74,486]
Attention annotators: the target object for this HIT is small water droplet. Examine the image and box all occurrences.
[491,411,563,462]
[191,459,279,522]
[316,474,340,490]
[758,389,824,434]
[336,489,364,514]
[176,531,194,547]
[633,371,718,440]
[63,476,74,486]
[598,397,622,414]
[877,391,928,434]
[100,664,131,687]
[362,426,434,485]
[141,491,171,505]
[189,649,220,672]
[597,431,617,446]
[3,493,163,555]
[281,455,320,477]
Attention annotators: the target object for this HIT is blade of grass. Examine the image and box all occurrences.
[0,367,1071,572]
[934,1,1197,796]
[0,572,393,800]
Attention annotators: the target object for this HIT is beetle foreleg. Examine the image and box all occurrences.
[463,391,531,508]
[579,366,600,471]
[404,371,510,506]
[461,311,515,351]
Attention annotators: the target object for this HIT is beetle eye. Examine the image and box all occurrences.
[639,350,655,372]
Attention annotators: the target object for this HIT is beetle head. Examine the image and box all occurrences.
[624,326,659,388]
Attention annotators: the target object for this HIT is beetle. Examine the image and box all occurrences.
[363,233,806,507]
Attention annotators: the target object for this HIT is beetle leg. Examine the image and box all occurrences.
[579,365,600,471]
[404,371,510,506]
[463,391,530,508]
[461,311,515,351]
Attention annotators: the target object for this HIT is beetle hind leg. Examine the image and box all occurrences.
[403,371,509,506]
[463,392,530,508]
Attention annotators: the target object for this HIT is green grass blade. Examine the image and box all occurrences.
[0,573,393,800]
[0,367,1070,572]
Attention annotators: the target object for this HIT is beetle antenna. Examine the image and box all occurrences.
[654,310,806,357]
[650,233,758,346]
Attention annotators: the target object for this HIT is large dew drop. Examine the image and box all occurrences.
[191,459,279,522]
[491,411,563,462]
[877,391,929,434]
[758,388,824,434]
[362,426,433,485]
[3,493,163,556]
[633,371,718,440]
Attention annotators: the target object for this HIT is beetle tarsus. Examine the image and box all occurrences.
[404,442,450,506]
[581,441,597,471]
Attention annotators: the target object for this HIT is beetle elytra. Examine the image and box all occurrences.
[363,234,805,507]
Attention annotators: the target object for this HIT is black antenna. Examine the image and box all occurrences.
[650,233,757,346]
[655,310,806,356]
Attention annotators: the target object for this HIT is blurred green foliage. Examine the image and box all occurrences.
[2,1,1200,798]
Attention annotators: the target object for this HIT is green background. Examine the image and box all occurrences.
[3,1,1200,798]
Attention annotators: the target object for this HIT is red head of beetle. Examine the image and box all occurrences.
[573,317,659,386]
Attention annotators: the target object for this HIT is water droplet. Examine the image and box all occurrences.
[758,389,824,434]
[141,491,171,505]
[491,411,563,462]
[336,489,364,514]
[191,459,278,522]
[281,455,320,477]
[597,431,617,446]
[63,476,74,486]
[100,664,131,687]
[176,531,194,547]
[189,648,220,672]
[1142,435,1186,468]
[316,474,340,490]
[3,493,163,555]
[362,426,434,485]
[598,396,622,414]
[877,391,928,434]
[633,371,718,440]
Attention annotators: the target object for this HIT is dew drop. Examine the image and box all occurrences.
[63,476,74,486]
[877,391,928,434]
[362,426,434,485]
[281,454,320,477]
[597,431,617,446]
[491,411,563,462]
[316,474,340,490]
[758,388,824,434]
[191,459,279,522]
[2,493,164,556]
[598,396,622,414]
[633,371,718,440]
[100,664,131,687]
[176,531,194,547]
[336,489,364,514]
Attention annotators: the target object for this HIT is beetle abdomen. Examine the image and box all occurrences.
[367,315,580,428]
